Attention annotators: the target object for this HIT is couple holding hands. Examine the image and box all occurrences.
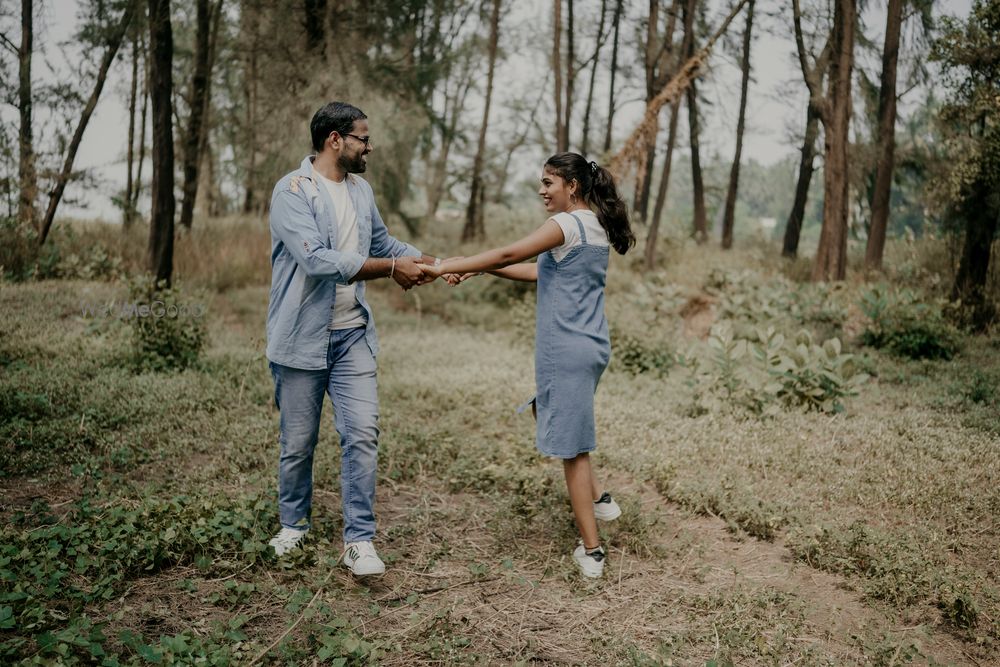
[264,101,634,579]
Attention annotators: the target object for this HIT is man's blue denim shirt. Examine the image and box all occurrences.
[266,155,421,370]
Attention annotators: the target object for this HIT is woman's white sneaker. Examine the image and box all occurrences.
[573,544,606,578]
[269,527,308,556]
[343,541,386,576]
[593,491,622,521]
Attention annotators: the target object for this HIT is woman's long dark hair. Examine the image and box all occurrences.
[544,152,635,255]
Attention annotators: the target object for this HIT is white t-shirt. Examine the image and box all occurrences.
[549,210,609,262]
[317,172,367,330]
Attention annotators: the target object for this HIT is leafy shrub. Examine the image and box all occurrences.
[128,275,207,372]
[612,333,676,376]
[0,217,43,281]
[706,268,848,338]
[860,286,962,359]
[0,218,125,282]
[0,493,274,663]
[960,370,998,405]
[688,324,868,415]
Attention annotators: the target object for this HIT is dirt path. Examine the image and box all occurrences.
[192,473,978,665]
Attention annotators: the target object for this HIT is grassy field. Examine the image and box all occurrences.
[1,216,999,665]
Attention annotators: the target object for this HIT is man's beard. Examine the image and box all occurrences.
[339,153,367,174]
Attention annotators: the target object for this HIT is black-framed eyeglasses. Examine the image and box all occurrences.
[343,133,372,148]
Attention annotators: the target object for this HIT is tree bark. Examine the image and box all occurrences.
[633,0,662,222]
[242,4,258,214]
[687,82,707,243]
[682,0,707,243]
[812,0,855,282]
[38,4,134,245]
[721,0,754,249]
[178,0,212,229]
[952,182,999,330]
[18,0,37,231]
[645,98,681,270]
[147,0,175,285]
[133,43,149,222]
[782,108,820,257]
[124,26,139,228]
[563,0,573,151]
[426,64,474,218]
[553,0,565,152]
[462,0,501,242]
[602,0,623,152]
[863,0,902,271]
[303,0,326,53]
[784,0,831,258]
[580,0,607,155]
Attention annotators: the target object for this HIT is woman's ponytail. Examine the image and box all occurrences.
[588,163,635,255]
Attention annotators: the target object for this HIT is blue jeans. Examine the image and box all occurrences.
[269,326,379,542]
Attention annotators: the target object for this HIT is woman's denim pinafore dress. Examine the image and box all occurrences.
[525,212,611,459]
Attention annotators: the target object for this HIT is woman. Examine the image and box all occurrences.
[420,152,635,578]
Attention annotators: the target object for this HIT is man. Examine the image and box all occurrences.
[265,101,439,575]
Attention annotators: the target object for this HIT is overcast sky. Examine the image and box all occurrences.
[11,0,973,221]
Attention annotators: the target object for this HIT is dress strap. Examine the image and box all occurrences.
[567,212,588,245]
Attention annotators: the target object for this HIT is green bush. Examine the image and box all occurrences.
[706,268,848,338]
[0,218,125,282]
[612,333,676,376]
[128,275,207,372]
[688,324,868,415]
[860,286,962,359]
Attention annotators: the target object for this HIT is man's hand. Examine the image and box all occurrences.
[392,256,431,291]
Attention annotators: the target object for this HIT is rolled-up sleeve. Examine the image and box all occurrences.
[270,189,366,283]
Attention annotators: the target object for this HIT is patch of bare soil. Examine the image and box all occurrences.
[679,293,718,340]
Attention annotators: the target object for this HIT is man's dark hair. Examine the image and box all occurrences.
[310,101,367,152]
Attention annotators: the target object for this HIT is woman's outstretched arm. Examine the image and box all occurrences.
[421,220,563,278]
[486,263,538,282]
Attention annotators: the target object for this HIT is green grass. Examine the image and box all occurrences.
[1,220,998,665]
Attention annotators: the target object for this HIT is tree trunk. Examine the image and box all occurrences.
[303,0,326,53]
[580,0,607,155]
[721,0,754,249]
[864,0,902,271]
[242,5,258,214]
[680,0,706,242]
[17,0,37,231]
[553,0,565,152]
[462,0,501,242]
[687,82,707,243]
[602,0,623,152]
[645,98,681,270]
[563,0,573,151]
[812,0,855,282]
[633,0,661,222]
[178,0,211,229]
[133,46,149,221]
[952,182,999,330]
[782,107,820,257]
[147,0,175,285]
[38,4,134,245]
[426,73,473,218]
[124,26,139,228]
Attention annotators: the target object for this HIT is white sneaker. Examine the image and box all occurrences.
[343,541,386,576]
[573,543,606,578]
[269,527,308,556]
[593,491,622,521]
